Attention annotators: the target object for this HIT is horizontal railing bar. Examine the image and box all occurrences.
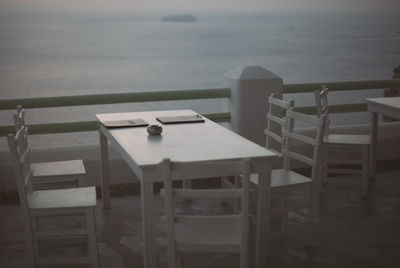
[0,88,231,110]
[294,103,367,115]
[2,79,398,111]
[0,113,231,136]
[283,79,400,94]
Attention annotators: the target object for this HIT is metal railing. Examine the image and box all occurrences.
[1,79,399,136]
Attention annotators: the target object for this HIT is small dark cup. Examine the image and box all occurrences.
[147,124,162,135]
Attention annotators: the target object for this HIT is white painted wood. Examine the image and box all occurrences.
[366,97,400,120]
[96,110,275,172]
[99,130,110,208]
[141,181,157,268]
[13,106,86,188]
[323,134,370,145]
[315,87,371,197]
[161,158,251,268]
[266,113,284,125]
[30,160,85,177]
[254,169,271,268]
[27,186,96,209]
[264,129,282,144]
[283,130,318,146]
[283,149,315,166]
[252,106,326,247]
[251,169,312,190]
[265,94,295,156]
[172,188,243,199]
[7,127,99,268]
[366,97,400,185]
[96,109,276,268]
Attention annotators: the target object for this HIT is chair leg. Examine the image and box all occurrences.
[240,246,248,268]
[322,144,328,186]
[31,214,40,262]
[280,193,289,235]
[361,147,369,198]
[305,184,317,247]
[25,224,35,268]
[176,253,183,268]
[86,208,99,268]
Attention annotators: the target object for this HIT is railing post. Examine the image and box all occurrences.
[224,66,284,146]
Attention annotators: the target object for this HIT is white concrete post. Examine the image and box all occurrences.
[224,66,284,146]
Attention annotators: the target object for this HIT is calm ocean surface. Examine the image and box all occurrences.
[1,12,399,147]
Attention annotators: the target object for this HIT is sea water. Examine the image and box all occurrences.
[1,12,399,148]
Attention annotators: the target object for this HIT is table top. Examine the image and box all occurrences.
[365,97,400,120]
[96,110,276,172]
[365,97,400,109]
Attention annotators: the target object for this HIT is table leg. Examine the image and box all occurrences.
[369,112,378,187]
[99,130,110,209]
[255,163,271,268]
[141,181,157,268]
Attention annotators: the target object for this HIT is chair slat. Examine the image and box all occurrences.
[266,113,284,125]
[172,188,242,199]
[283,131,317,146]
[327,168,362,175]
[174,215,241,225]
[283,149,315,166]
[170,160,246,179]
[36,256,92,265]
[268,96,292,109]
[34,228,89,238]
[286,109,321,126]
[264,129,282,143]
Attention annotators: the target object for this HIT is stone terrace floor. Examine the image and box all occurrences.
[1,170,400,268]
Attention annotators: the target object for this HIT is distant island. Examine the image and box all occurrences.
[162,14,196,23]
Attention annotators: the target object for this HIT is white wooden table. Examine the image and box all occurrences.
[365,97,400,184]
[96,109,277,268]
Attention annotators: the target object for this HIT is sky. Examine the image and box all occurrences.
[1,0,399,13]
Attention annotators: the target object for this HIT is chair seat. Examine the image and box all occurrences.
[175,216,241,252]
[250,169,311,190]
[324,134,370,146]
[31,159,86,178]
[28,186,97,210]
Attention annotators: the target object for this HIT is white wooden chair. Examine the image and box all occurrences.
[315,86,371,197]
[221,94,295,199]
[250,108,327,246]
[14,105,86,188]
[160,158,251,268]
[7,125,99,268]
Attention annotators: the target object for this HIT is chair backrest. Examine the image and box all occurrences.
[314,85,330,136]
[265,93,295,157]
[281,109,327,181]
[14,105,26,131]
[160,158,251,268]
[7,125,34,224]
